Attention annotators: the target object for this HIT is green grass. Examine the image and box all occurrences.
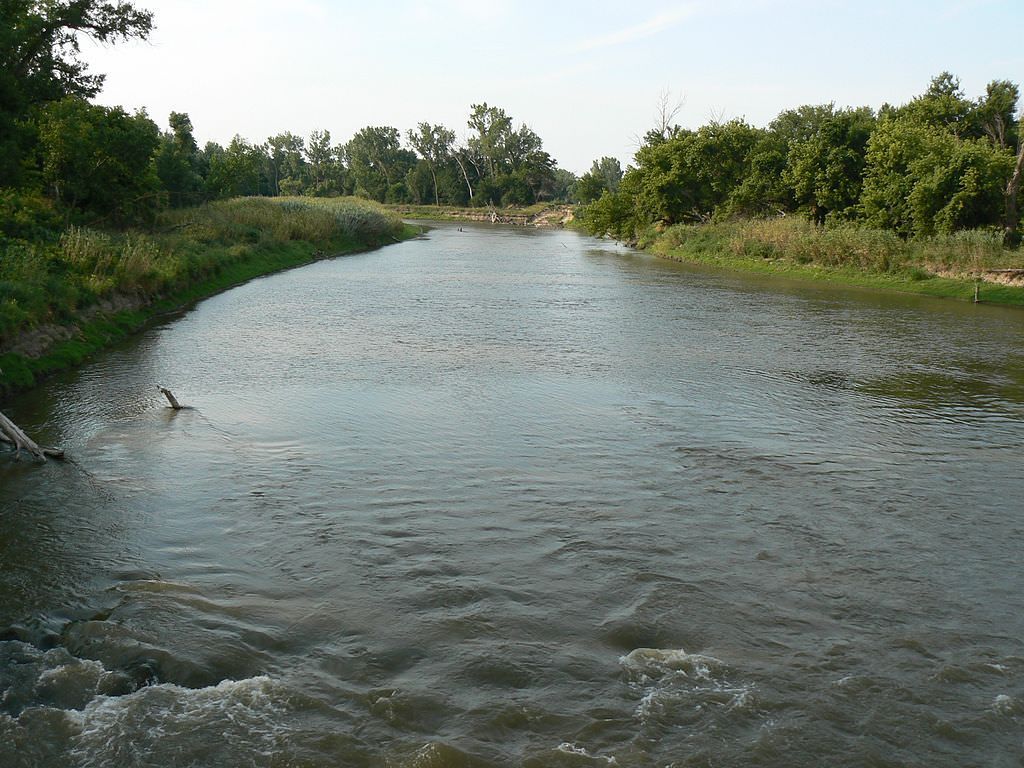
[640,217,1024,307]
[0,196,412,398]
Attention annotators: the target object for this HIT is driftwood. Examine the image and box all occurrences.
[158,386,183,410]
[0,410,53,462]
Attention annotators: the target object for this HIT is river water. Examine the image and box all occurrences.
[1,223,1022,766]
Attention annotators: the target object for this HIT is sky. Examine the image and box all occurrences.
[82,0,1024,175]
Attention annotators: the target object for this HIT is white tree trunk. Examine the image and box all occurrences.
[158,386,183,410]
[0,410,48,462]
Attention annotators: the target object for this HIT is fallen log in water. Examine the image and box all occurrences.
[0,410,50,462]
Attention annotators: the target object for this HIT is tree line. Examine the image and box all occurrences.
[1,1,577,234]
[578,73,1024,246]
[4,3,1022,250]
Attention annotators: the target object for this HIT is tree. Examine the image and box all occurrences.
[975,80,1020,150]
[549,168,577,203]
[783,106,875,223]
[462,104,558,205]
[451,145,476,203]
[577,157,623,203]
[407,122,455,205]
[502,124,555,203]
[723,131,792,217]
[266,131,306,196]
[897,72,975,136]
[1005,141,1024,246]
[467,103,513,180]
[973,80,1023,245]
[0,0,153,185]
[344,126,415,202]
[627,120,760,226]
[36,96,160,225]
[861,116,1011,237]
[305,129,336,195]
[859,74,1021,239]
[205,136,267,199]
[155,111,202,207]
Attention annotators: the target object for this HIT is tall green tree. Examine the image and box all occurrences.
[205,136,267,199]
[407,122,455,205]
[467,103,513,181]
[36,96,160,225]
[266,131,306,196]
[344,126,415,202]
[862,74,1020,238]
[154,111,202,207]
[627,120,761,226]
[861,116,1012,237]
[305,129,337,196]
[0,0,153,186]
[783,106,876,223]
[577,157,623,203]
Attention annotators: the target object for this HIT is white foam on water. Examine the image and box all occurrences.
[1,641,135,714]
[556,742,619,765]
[992,694,1016,715]
[65,675,291,768]
[36,657,115,691]
[620,648,755,723]
[620,647,723,683]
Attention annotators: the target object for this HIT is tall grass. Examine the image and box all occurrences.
[651,217,1017,278]
[0,196,406,352]
[162,196,403,247]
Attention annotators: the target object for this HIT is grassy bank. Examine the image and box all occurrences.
[637,217,1024,307]
[0,196,415,399]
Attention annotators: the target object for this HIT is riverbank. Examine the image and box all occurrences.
[632,217,1024,307]
[389,202,574,227]
[0,197,416,400]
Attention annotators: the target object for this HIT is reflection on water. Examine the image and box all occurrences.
[2,223,1023,766]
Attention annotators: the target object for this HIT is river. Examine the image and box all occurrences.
[1,222,1022,766]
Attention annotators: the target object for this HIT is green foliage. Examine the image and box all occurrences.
[576,157,623,203]
[463,104,557,205]
[36,97,161,226]
[155,112,203,207]
[724,131,791,217]
[894,72,976,134]
[204,135,267,199]
[407,123,456,206]
[266,131,307,196]
[578,189,637,241]
[862,116,1013,237]
[621,120,761,228]
[0,0,153,186]
[344,126,416,203]
[581,72,1021,250]
[305,129,343,196]
[0,188,60,241]
[782,106,875,223]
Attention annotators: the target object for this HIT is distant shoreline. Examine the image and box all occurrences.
[389,203,575,228]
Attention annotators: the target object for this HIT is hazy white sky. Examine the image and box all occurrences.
[83,0,1024,174]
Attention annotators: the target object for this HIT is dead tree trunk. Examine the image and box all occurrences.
[0,410,48,462]
[1005,141,1024,248]
[158,386,183,410]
